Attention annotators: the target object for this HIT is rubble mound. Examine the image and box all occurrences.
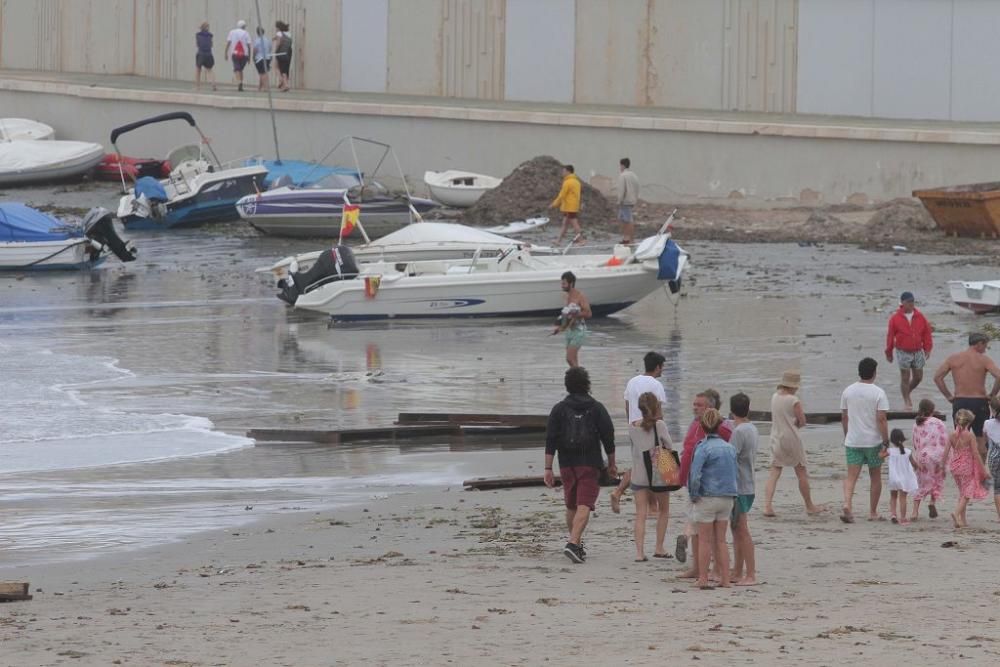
[866,199,937,238]
[461,155,616,229]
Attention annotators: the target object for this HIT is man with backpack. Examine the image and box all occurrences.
[544,367,616,563]
[225,19,252,92]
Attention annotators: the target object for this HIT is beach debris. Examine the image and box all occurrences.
[0,582,32,603]
[536,597,559,606]
[892,245,908,253]
[941,540,959,548]
[461,155,615,229]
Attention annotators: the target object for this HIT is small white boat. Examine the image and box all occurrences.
[278,227,688,321]
[0,203,137,271]
[948,280,1000,314]
[0,140,105,186]
[423,170,502,208]
[484,217,549,235]
[259,221,558,282]
[0,118,55,141]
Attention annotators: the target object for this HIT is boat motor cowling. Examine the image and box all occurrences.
[278,245,359,305]
[83,207,138,263]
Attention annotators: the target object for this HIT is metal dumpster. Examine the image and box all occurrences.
[913,182,1000,237]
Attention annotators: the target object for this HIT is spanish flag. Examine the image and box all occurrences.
[340,199,360,240]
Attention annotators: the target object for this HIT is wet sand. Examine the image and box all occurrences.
[3,182,1000,663]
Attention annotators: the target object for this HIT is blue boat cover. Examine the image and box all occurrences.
[657,238,684,294]
[135,176,168,202]
[252,159,362,188]
[0,203,82,242]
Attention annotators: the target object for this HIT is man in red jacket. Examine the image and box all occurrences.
[885,291,933,410]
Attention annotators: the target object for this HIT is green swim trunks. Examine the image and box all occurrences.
[564,326,587,349]
[732,494,754,521]
[846,445,883,468]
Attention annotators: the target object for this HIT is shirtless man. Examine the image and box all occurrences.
[934,332,1000,456]
[552,271,592,368]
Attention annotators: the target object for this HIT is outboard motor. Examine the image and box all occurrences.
[83,207,138,263]
[279,245,359,305]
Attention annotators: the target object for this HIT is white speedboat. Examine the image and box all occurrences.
[279,228,688,321]
[0,140,104,186]
[0,118,55,141]
[424,170,501,208]
[259,222,558,283]
[949,280,1000,314]
[0,203,137,271]
[112,112,267,230]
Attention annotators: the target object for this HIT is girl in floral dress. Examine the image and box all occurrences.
[910,399,949,521]
[944,409,991,528]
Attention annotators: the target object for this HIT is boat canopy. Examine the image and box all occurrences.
[0,203,82,242]
[368,222,521,247]
[110,112,197,145]
[251,159,362,189]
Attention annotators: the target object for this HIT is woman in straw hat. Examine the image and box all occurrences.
[762,371,823,517]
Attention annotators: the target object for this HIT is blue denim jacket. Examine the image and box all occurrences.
[687,434,738,500]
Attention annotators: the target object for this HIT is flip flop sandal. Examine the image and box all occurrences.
[653,553,672,559]
[891,516,898,524]
[929,504,939,518]
[675,535,688,563]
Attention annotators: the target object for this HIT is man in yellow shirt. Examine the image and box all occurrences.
[551,164,583,244]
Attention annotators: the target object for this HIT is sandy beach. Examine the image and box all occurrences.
[4,181,1000,665]
[3,445,1000,666]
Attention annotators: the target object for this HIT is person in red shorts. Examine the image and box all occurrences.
[544,367,616,563]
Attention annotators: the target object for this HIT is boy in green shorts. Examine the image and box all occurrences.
[839,357,890,523]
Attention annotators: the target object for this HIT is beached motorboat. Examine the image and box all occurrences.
[277,225,688,321]
[236,137,436,239]
[948,280,1000,314]
[423,170,501,208]
[0,203,137,271]
[259,222,559,283]
[0,139,105,186]
[112,112,267,230]
[0,118,55,141]
[251,159,362,190]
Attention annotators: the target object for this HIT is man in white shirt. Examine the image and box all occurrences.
[225,19,252,92]
[840,357,890,524]
[609,352,666,513]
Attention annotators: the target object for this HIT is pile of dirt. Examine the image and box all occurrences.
[461,155,616,229]
[865,199,937,239]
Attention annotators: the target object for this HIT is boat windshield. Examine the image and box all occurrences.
[309,173,366,190]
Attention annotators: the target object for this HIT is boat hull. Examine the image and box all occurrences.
[238,189,437,238]
[294,262,662,321]
[948,279,1000,314]
[0,239,101,270]
[0,142,104,186]
[423,170,501,208]
[122,172,265,229]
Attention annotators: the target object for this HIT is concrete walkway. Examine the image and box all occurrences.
[4,68,1000,146]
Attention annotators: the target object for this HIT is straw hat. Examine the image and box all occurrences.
[777,370,801,389]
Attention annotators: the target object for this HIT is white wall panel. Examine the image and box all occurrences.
[340,0,387,93]
[504,0,574,102]
[796,0,874,117]
[873,0,952,121]
[951,0,1000,122]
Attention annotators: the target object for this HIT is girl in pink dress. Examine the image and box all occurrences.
[910,399,949,521]
[944,409,992,528]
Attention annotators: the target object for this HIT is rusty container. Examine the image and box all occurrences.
[913,182,1000,237]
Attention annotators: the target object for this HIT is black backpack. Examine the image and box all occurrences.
[562,403,599,452]
[277,32,292,54]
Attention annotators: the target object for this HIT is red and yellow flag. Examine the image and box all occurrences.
[340,204,360,240]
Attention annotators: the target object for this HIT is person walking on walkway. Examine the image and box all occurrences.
[617,158,640,244]
[551,164,583,244]
[195,22,216,91]
[225,19,252,92]
[885,291,933,410]
[933,332,1000,458]
[273,20,293,91]
[840,357,890,523]
[252,26,271,91]
[543,367,616,564]
[763,371,822,517]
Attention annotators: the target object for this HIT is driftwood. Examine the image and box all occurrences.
[0,582,32,602]
[464,472,620,491]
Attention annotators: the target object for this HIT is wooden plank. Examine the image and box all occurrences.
[463,473,620,491]
[0,582,32,603]
[247,423,461,444]
[398,412,547,428]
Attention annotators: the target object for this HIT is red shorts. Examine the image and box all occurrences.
[561,466,600,510]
